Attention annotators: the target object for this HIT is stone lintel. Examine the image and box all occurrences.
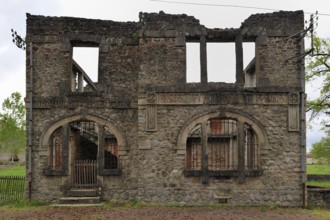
[32,96,132,109]
[154,92,290,105]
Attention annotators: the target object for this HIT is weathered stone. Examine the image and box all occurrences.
[25,10,305,207]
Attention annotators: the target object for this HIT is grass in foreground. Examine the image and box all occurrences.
[307,163,330,175]
[307,180,330,188]
[0,164,25,176]
[0,201,330,219]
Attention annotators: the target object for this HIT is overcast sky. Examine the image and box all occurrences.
[1,0,330,151]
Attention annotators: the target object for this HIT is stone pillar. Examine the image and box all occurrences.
[62,124,69,175]
[201,122,209,184]
[78,72,83,92]
[98,125,105,172]
[71,71,76,92]
[237,121,246,183]
[200,35,207,84]
[235,31,244,87]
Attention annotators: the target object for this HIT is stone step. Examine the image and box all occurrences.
[51,202,105,207]
[59,196,101,204]
[66,189,99,197]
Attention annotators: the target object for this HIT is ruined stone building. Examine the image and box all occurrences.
[25,10,306,206]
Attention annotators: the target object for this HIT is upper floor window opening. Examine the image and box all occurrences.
[186,42,201,83]
[243,42,256,88]
[72,47,99,92]
[207,43,236,83]
[185,37,256,85]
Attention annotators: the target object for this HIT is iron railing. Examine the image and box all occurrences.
[0,176,25,202]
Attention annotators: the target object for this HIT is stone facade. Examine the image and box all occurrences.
[25,10,306,206]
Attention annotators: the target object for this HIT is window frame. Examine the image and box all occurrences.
[183,116,263,180]
[70,44,100,93]
[185,32,257,87]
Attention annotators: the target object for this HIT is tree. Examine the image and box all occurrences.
[310,130,330,163]
[306,35,330,163]
[0,92,26,161]
[305,35,330,126]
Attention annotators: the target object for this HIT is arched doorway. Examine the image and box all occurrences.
[42,115,126,189]
[69,120,119,189]
[70,120,100,189]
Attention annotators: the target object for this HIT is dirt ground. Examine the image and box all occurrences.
[0,206,328,220]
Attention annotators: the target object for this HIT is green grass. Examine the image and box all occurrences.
[307,180,330,188]
[0,164,25,176]
[305,207,330,219]
[307,163,330,174]
[306,163,330,188]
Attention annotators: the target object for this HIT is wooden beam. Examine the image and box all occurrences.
[72,59,98,92]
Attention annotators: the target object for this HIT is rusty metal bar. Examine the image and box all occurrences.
[71,160,97,189]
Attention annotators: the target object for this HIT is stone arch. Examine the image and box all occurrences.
[176,108,268,154]
[40,114,127,155]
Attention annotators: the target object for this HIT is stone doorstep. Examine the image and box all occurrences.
[59,196,101,205]
[51,203,105,208]
[66,189,99,197]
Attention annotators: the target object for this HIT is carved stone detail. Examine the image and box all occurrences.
[288,105,299,131]
[289,93,299,104]
[146,105,157,131]
[157,93,203,105]
[147,92,156,104]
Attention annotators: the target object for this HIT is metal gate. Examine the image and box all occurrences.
[71,160,97,189]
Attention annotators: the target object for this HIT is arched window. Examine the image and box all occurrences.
[50,127,63,170]
[104,126,118,169]
[184,116,262,181]
[244,123,258,170]
[186,124,202,170]
[207,118,237,171]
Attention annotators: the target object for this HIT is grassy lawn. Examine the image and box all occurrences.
[307,164,330,175]
[307,163,330,188]
[307,180,330,188]
[0,164,25,176]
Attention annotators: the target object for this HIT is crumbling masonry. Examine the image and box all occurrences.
[25,10,306,206]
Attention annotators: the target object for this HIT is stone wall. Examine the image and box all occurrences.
[25,10,306,206]
[308,188,330,207]
[308,175,330,181]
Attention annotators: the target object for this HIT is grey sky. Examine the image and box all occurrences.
[1,0,330,151]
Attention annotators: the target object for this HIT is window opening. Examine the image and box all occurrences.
[243,42,256,88]
[50,127,63,170]
[72,47,99,92]
[244,123,258,170]
[207,43,235,83]
[185,116,261,180]
[70,121,98,160]
[186,124,202,170]
[104,127,118,169]
[208,119,237,170]
[186,42,201,83]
